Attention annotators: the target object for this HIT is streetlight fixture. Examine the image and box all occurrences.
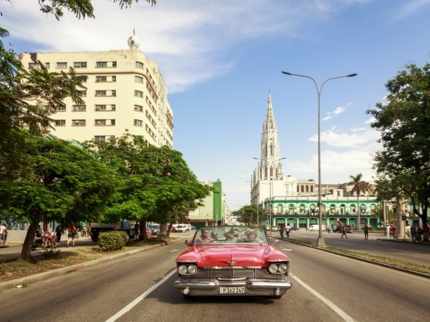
[281,71,357,247]
[253,156,286,231]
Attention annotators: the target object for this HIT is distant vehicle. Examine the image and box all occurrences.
[176,224,189,233]
[90,221,133,242]
[309,225,326,231]
[289,226,300,231]
[151,224,160,235]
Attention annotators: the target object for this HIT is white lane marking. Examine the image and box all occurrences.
[170,249,178,252]
[280,247,292,251]
[290,273,355,322]
[106,269,177,322]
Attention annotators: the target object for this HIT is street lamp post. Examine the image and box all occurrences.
[253,156,286,231]
[281,71,357,247]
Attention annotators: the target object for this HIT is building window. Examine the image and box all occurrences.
[111,119,115,126]
[136,61,144,69]
[96,62,107,68]
[74,62,87,68]
[77,90,86,97]
[311,186,313,193]
[134,105,143,112]
[301,185,304,193]
[95,136,106,142]
[55,106,66,112]
[306,185,309,193]
[96,76,107,82]
[29,63,39,69]
[135,76,143,83]
[72,105,86,111]
[56,62,67,69]
[337,191,340,197]
[112,76,116,82]
[112,61,117,67]
[135,90,143,98]
[95,105,106,111]
[96,90,107,97]
[55,120,66,126]
[111,90,116,97]
[95,119,107,126]
[45,62,50,69]
[111,105,116,111]
[72,119,86,126]
[134,119,143,127]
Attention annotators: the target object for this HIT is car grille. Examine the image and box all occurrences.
[183,268,283,280]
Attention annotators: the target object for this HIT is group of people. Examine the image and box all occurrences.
[35,223,86,248]
[196,228,266,244]
[279,224,291,239]
[410,224,429,243]
[0,222,8,245]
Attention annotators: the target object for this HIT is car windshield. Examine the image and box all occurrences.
[192,226,269,246]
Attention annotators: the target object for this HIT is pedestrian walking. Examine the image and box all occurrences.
[411,225,417,243]
[386,224,390,238]
[56,225,62,243]
[67,224,77,247]
[134,222,140,239]
[279,226,284,239]
[326,226,331,234]
[341,225,348,239]
[423,224,429,242]
[364,224,369,240]
[0,222,6,245]
[285,224,291,239]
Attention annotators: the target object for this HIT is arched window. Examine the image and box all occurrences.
[289,204,294,215]
[264,166,268,179]
[301,185,304,192]
[300,204,305,214]
[270,167,273,177]
[277,204,283,214]
[306,185,309,192]
[311,186,314,193]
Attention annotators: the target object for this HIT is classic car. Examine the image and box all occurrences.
[173,226,292,299]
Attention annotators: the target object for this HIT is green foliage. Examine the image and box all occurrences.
[98,231,128,252]
[367,63,430,224]
[83,132,210,225]
[233,204,263,226]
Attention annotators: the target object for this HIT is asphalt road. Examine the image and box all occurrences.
[0,232,429,322]
[273,230,430,267]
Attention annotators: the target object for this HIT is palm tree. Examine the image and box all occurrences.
[348,174,370,230]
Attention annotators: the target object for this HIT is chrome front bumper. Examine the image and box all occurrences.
[173,278,292,297]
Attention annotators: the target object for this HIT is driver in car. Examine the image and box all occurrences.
[196,229,213,244]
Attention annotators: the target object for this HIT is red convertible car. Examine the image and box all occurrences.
[173,226,292,299]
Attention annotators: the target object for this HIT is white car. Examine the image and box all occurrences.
[176,224,189,233]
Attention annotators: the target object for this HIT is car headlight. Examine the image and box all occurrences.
[178,265,188,275]
[278,263,288,274]
[268,263,279,274]
[187,265,198,274]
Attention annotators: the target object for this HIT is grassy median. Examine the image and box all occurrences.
[0,238,173,283]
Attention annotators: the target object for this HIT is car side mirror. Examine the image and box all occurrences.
[185,240,190,246]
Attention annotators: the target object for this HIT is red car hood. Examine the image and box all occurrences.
[177,245,287,267]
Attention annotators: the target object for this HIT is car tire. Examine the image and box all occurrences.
[183,294,193,301]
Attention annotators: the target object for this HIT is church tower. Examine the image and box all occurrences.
[259,93,283,180]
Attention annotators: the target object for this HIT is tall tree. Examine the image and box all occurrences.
[234,204,262,226]
[0,132,118,262]
[348,173,370,230]
[367,63,430,226]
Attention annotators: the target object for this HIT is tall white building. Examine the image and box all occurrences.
[251,94,297,208]
[19,35,174,147]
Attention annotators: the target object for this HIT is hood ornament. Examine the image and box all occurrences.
[221,260,244,267]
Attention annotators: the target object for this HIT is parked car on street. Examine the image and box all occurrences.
[176,224,189,233]
[289,226,300,231]
[173,226,292,299]
[151,224,160,235]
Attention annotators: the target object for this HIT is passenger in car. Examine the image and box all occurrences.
[210,231,219,241]
[196,229,213,244]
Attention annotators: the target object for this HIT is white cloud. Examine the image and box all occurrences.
[3,0,378,93]
[308,128,380,148]
[364,117,376,124]
[350,127,366,132]
[391,0,430,21]
[322,103,351,121]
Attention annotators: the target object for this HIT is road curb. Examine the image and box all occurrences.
[0,237,187,293]
[270,235,430,280]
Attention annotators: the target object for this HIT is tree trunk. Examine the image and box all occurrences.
[139,219,147,241]
[166,222,172,238]
[20,221,40,263]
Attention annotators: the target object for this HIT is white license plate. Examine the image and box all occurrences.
[220,287,245,294]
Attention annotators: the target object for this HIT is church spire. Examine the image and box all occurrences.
[260,93,283,180]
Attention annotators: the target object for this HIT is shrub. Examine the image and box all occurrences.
[98,231,128,252]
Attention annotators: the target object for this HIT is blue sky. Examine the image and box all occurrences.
[2,0,430,211]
